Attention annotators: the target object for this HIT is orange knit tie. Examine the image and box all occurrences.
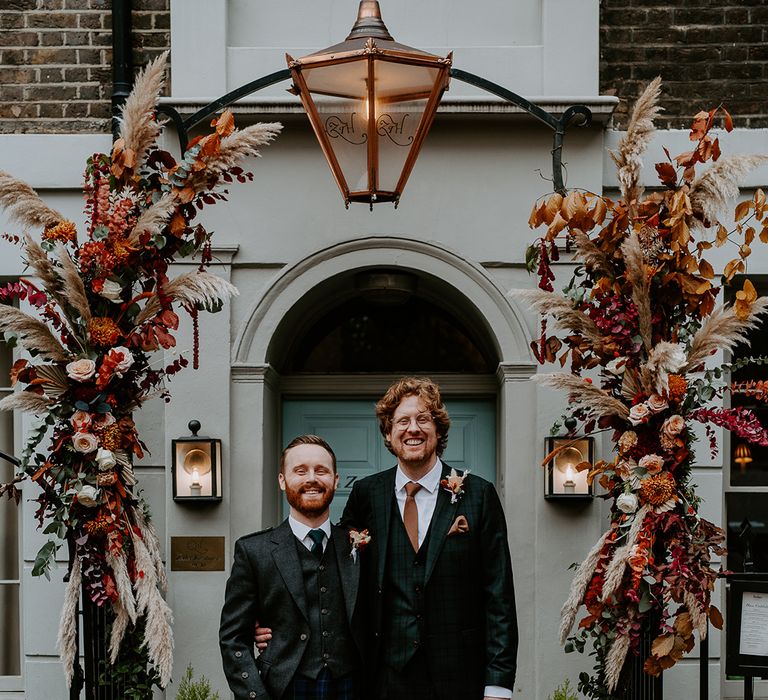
[404,481,422,552]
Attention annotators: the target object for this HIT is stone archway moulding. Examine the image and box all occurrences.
[232,236,536,369]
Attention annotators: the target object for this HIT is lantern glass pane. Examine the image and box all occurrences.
[548,437,590,495]
[373,61,440,192]
[303,60,371,193]
[175,440,213,498]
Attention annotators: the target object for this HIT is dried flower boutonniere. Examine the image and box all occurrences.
[441,468,469,504]
[349,528,371,562]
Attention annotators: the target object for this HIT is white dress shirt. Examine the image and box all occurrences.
[288,514,331,553]
[393,460,511,699]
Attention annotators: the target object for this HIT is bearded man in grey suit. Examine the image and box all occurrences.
[340,377,518,700]
[220,435,363,700]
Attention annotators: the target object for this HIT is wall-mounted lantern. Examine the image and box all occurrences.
[287,0,452,208]
[544,421,594,500]
[172,420,222,503]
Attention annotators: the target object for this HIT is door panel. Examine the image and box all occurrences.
[282,399,496,523]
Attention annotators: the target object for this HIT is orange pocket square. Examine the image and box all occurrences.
[447,515,469,536]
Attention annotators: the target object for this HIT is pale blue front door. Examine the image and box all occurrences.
[282,399,496,523]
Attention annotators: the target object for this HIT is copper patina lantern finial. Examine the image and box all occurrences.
[346,0,394,41]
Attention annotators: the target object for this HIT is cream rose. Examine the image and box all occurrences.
[662,414,685,438]
[639,453,664,475]
[109,346,134,376]
[70,410,92,432]
[95,448,117,471]
[66,358,96,382]
[76,485,100,508]
[618,430,638,454]
[647,394,669,414]
[92,412,116,429]
[72,432,98,454]
[99,279,123,303]
[617,492,639,514]
[629,403,651,425]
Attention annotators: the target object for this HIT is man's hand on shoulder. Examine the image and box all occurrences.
[254,620,272,651]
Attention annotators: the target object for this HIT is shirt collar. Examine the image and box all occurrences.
[395,457,443,494]
[288,514,331,542]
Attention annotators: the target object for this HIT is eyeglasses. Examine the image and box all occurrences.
[393,413,434,429]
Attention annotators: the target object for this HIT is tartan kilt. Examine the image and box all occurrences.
[282,668,356,700]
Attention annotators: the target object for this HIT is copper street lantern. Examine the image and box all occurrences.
[287,1,452,208]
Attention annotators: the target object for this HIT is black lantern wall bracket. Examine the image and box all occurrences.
[171,420,223,503]
[544,418,595,501]
[158,3,592,204]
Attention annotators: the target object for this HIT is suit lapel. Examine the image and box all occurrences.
[332,525,359,622]
[424,466,460,585]
[375,468,396,587]
[271,520,308,620]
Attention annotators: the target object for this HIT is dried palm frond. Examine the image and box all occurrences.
[116,51,168,169]
[511,289,604,347]
[690,155,768,226]
[109,601,131,665]
[571,228,614,278]
[184,122,283,194]
[605,614,634,692]
[0,169,66,229]
[135,509,167,591]
[135,270,239,325]
[57,555,81,688]
[23,232,63,297]
[601,505,651,602]
[683,297,768,372]
[0,305,69,362]
[642,341,687,393]
[609,77,663,214]
[0,391,52,413]
[621,368,642,402]
[620,232,652,351]
[128,193,176,245]
[536,373,630,420]
[56,243,91,326]
[144,589,174,686]
[35,363,69,399]
[560,530,611,644]
[106,550,137,624]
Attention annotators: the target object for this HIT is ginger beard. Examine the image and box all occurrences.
[283,478,335,518]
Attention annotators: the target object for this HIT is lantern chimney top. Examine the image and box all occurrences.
[346,0,393,41]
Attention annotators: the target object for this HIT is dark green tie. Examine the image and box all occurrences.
[308,529,325,559]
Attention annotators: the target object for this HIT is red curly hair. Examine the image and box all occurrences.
[375,377,451,457]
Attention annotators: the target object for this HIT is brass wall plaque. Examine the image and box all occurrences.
[171,536,225,571]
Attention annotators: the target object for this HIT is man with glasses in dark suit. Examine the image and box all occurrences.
[341,376,518,700]
[220,435,363,700]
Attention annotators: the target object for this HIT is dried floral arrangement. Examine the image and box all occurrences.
[523,77,768,697]
[0,52,280,690]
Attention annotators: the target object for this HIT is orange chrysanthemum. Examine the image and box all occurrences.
[88,317,121,347]
[110,236,134,265]
[667,374,687,404]
[43,220,77,244]
[639,472,677,507]
[99,423,122,451]
[83,512,112,535]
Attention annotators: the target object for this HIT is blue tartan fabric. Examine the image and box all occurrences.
[283,668,355,700]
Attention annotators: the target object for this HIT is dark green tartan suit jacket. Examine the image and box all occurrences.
[340,464,518,698]
[219,520,363,700]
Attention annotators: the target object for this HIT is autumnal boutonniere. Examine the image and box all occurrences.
[349,528,371,562]
[441,468,469,504]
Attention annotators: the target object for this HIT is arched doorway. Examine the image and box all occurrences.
[273,267,500,521]
[230,236,537,532]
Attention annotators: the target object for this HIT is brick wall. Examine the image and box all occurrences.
[601,0,768,129]
[0,0,169,134]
